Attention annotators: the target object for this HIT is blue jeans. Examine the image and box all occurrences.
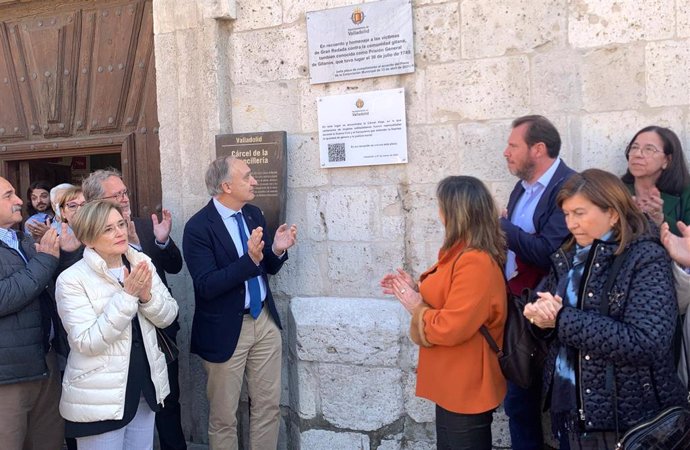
[436,404,494,450]
[504,380,544,450]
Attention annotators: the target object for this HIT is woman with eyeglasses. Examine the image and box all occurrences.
[55,200,178,449]
[621,125,690,235]
[52,186,85,235]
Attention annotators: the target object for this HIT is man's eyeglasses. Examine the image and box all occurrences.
[627,144,664,158]
[100,189,129,201]
[64,202,85,212]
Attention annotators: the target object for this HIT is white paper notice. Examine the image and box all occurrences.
[307,0,414,84]
[318,88,408,168]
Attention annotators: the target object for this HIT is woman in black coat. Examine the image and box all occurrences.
[524,169,686,449]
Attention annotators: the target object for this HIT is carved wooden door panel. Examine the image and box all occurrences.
[0,0,161,216]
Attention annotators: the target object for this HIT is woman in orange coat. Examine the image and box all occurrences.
[381,175,507,450]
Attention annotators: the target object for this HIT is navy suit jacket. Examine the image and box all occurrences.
[501,159,576,290]
[183,200,287,363]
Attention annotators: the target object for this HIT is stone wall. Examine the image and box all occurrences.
[151,0,690,448]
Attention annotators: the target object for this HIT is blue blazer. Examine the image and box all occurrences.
[183,200,287,363]
[501,160,576,276]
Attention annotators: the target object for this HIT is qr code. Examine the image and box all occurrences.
[328,143,346,162]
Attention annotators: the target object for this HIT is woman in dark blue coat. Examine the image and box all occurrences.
[524,169,686,449]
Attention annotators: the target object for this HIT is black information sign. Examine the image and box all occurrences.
[215,131,287,234]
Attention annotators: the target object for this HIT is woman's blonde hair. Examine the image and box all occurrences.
[437,176,506,267]
[557,168,648,254]
[71,200,124,245]
[56,186,83,222]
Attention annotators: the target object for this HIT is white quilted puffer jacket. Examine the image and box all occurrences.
[55,246,179,422]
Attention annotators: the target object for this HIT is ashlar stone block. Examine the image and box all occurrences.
[680,2,690,38]
[403,371,434,423]
[568,0,674,48]
[290,297,402,366]
[582,45,645,112]
[461,0,566,58]
[646,40,690,107]
[231,25,308,84]
[232,0,282,32]
[327,242,405,297]
[578,109,684,173]
[457,120,512,181]
[531,50,583,113]
[319,363,404,431]
[300,429,370,450]
[413,2,460,64]
[427,57,530,122]
[231,81,301,132]
[406,125,459,184]
[292,361,318,419]
[286,133,329,189]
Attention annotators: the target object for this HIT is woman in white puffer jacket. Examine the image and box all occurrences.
[55,200,178,450]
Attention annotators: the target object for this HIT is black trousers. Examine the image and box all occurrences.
[155,330,187,450]
[436,404,494,450]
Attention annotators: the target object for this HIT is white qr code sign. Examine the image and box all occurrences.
[317,88,408,168]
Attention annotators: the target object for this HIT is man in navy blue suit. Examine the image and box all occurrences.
[183,156,296,450]
[501,115,575,450]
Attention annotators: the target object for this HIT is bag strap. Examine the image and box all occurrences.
[449,248,505,355]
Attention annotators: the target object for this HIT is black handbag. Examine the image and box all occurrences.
[480,280,547,389]
[155,327,179,365]
[615,406,690,449]
[599,251,690,450]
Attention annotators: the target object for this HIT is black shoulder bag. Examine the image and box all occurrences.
[601,250,690,450]
[480,276,547,389]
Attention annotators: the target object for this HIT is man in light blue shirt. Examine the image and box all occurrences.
[501,115,576,450]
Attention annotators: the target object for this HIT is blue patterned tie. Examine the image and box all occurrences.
[234,212,262,318]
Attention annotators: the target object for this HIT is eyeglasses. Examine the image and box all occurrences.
[100,189,129,201]
[102,220,128,237]
[627,144,663,158]
[64,202,85,212]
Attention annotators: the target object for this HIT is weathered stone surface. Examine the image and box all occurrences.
[578,109,684,171]
[427,57,530,121]
[531,50,583,113]
[299,429,370,450]
[286,133,329,188]
[680,2,690,38]
[292,361,318,419]
[462,0,566,58]
[319,364,404,430]
[328,242,405,297]
[272,242,329,297]
[406,125,459,184]
[492,405,512,448]
[291,297,401,365]
[153,0,201,35]
[568,0,674,48]
[231,25,308,84]
[582,45,645,112]
[283,0,354,24]
[646,40,690,107]
[457,120,512,181]
[413,2,460,63]
[232,0,282,31]
[231,81,301,132]
[403,371,435,424]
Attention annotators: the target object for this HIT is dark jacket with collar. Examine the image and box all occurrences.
[183,201,287,363]
[502,160,576,292]
[133,216,183,335]
[0,232,72,384]
[537,233,686,431]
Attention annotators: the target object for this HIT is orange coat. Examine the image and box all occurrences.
[412,243,507,414]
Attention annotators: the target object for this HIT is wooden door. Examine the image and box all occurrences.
[0,0,161,216]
